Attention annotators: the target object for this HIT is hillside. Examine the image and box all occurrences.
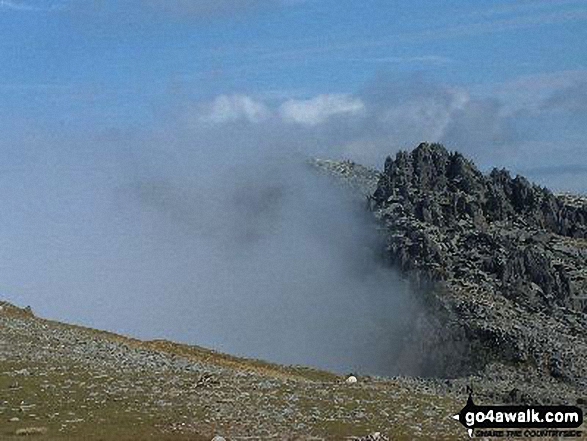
[1,301,466,440]
[2,143,587,440]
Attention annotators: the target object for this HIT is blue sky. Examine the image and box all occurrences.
[2,0,587,142]
[1,0,587,360]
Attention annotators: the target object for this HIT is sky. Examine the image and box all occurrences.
[1,1,587,182]
[1,0,587,375]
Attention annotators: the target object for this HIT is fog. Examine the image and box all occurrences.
[0,122,424,377]
[120,160,421,376]
[2,72,586,377]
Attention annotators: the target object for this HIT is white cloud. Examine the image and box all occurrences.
[199,95,270,124]
[279,94,365,126]
[178,72,587,181]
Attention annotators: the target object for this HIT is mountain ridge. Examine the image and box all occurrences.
[310,142,587,405]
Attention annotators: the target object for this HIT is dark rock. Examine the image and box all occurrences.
[372,143,587,314]
[309,143,587,401]
[505,388,532,405]
[370,144,587,390]
[549,353,565,379]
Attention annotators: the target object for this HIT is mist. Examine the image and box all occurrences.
[0,118,424,377]
[118,159,420,376]
[2,71,586,377]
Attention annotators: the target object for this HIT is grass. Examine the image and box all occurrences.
[0,303,472,440]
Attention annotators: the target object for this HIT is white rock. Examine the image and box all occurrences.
[211,436,226,441]
[345,375,358,384]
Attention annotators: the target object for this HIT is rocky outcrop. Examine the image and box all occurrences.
[372,143,587,314]
[307,158,381,199]
[375,147,587,238]
[372,143,587,313]
[310,143,587,404]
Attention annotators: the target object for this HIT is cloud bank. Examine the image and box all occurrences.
[2,70,586,379]
[280,94,366,126]
[182,71,587,194]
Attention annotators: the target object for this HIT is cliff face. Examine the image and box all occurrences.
[376,145,587,237]
[372,143,587,314]
[310,143,587,403]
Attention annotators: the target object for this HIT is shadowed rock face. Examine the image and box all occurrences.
[310,144,587,403]
[373,143,587,314]
[375,143,587,238]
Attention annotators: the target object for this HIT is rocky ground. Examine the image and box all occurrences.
[0,301,470,440]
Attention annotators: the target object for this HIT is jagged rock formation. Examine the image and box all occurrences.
[310,143,587,404]
[372,143,587,314]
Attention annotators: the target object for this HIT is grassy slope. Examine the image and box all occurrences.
[0,303,506,440]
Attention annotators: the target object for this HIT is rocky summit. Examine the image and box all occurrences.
[311,143,587,406]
